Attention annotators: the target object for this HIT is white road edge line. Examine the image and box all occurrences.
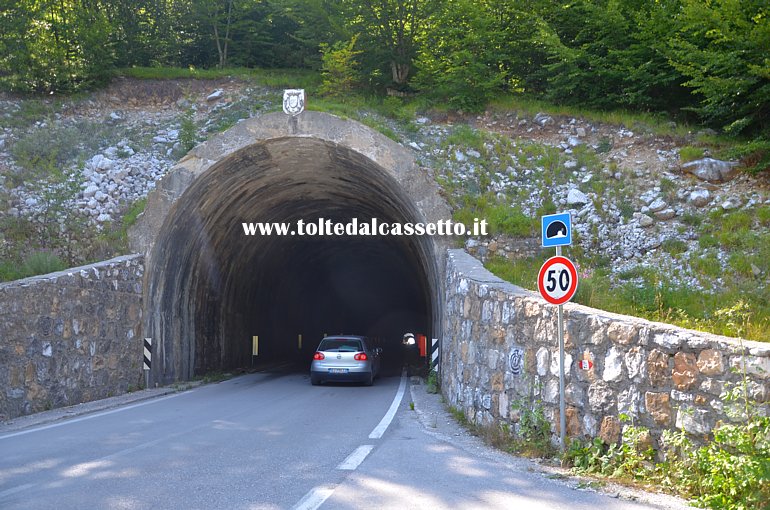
[0,392,186,441]
[291,485,336,510]
[337,444,374,470]
[368,371,407,439]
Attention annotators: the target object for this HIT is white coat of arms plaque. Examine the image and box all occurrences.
[283,89,305,116]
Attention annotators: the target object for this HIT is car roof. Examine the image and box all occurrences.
[322,335,366,340]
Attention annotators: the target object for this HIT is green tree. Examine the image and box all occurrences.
[414,0,506,111]
[670,0,770,135]
[191,0,238,68]
[0,1,115,92]
[319,34,362,96]
[340,0,436,89]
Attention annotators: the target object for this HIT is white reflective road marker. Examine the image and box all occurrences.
[368,371,407,439]
[291,485,335,510]
[337,445,374,470]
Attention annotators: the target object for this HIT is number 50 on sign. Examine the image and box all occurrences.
[538,256,578,305]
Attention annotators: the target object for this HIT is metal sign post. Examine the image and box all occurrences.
[556,246,566,452]
[540,213,578,452]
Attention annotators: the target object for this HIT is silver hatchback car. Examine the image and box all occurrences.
[310,335,382,386]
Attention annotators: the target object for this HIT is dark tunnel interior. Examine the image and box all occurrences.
[146,137,440,383]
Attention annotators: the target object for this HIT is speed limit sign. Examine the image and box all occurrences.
[538,256,578,305]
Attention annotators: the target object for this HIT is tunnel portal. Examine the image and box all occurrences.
[132,112,450,383]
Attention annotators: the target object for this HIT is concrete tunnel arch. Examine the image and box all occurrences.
[129,111,451,384]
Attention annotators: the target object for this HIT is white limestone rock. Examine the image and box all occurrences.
[567,188,589,206]
[688,189,711,207]
[603,346,624,382]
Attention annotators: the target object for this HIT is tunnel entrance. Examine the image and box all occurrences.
[134,113,449,384]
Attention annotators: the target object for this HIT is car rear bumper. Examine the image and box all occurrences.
[311,369,373,383]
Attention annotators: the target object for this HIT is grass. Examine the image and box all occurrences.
[90,198,147,257]
[681,212,702,227]
[448,405,470,427]
[716,138,770,175]
[691,252,722,281]
[203,97,267,135]
[444,125,487,153]
[196,371,233,384]
[660,239,688,256]
[679,146,705,163]
[562,205,770,341]
[570,144,602,172]
[116,66,321,91]
[485,252,770,342]
[0,99,63,130]
[0,250,67,282]
[489,95,695,138]
[10,119,124,175]
[452,193,538,238]
[490,93,770,176]
[306,94,423,141]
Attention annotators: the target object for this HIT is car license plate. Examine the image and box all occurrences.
[329,368,348,374]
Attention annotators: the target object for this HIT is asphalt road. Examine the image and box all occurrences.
[0,369,682,509]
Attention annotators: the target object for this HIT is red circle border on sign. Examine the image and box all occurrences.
[537,256,579,305]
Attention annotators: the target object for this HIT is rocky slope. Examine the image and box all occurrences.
[1,78,768,299]
[406,110,769,294]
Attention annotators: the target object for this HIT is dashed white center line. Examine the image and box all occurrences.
[291,485,336,510]
[336,444,374,470]
[293,373,407,509]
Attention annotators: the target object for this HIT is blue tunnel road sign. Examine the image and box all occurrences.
[542,212,572,247]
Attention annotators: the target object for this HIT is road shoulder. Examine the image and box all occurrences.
[0,385,188,435]
[407,377,694,510]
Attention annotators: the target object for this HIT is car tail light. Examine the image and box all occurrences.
[354,353,368,361]
[313,352,325,360]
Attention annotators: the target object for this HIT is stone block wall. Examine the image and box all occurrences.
[442,249,770,446]
[0,255,145,420]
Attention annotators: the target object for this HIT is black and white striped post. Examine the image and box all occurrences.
[143,338,152,389]
[431,338,439,374]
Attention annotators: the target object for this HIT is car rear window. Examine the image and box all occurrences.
[319,338,363,352]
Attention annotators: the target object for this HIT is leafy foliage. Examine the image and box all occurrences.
[510,397,554,456]
[669,0,770,135]
[414,0,506,111]
[1,2,114,92]
[0,1,767,144]
[319,35,362,97]
[565,389,770,510]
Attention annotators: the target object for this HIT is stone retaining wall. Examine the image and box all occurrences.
[0,255,145,420]
[442,249,770,446]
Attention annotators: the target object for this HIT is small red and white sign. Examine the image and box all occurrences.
[537,256,578,305]
[578,359,593,370]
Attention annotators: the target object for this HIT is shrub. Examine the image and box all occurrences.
[21,251,66,277]
[565,379,770,510]
[319,36,362,98]
[679,146,705,163]
[178,108,199,153]
[452,194,536,237]
[661,239,688,256]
